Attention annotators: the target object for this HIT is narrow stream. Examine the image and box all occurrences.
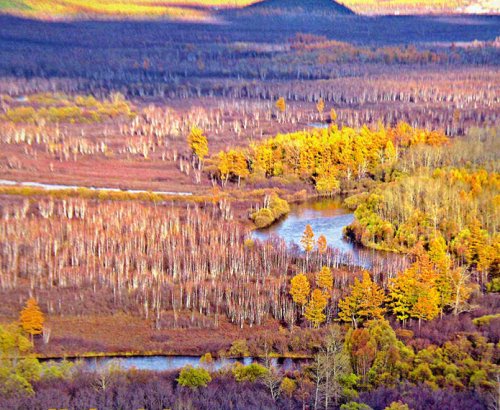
[44,355,306,372]
[0,179,192,196]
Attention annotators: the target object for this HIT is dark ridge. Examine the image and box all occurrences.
[245,0,354,14]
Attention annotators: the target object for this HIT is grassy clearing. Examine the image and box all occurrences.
[0,0,30,10]
[1,0,224,20]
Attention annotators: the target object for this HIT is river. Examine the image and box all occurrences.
[44,355,306,373]
[252,197,408,272]
[252,197,354,254]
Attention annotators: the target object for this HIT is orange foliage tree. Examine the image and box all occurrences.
[304,289,328,328]
[290,273,311,311]
[19,298,44,344]
[338,271,386,328]
[275,97,286,113]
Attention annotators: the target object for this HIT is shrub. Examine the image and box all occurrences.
[280,377,297,397]
[472,314,500,327]
[228,339,250,357]
[252,208,275,229]
[268,193,290,219]
[232,363,268,382]
[251,193,290,228]
[200,352,213,364]
[385,402,409,410]
[176,366,211,389]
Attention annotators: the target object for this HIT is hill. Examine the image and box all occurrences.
[246,0,354,14]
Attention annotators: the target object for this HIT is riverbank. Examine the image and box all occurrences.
[36,351,312,361]
[0,312,325,361]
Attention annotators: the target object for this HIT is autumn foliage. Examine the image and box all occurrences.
[19,298,44,344]
[213,122,448,194]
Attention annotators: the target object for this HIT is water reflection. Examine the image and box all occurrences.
[252,198,356,255]
[251,197,407,271]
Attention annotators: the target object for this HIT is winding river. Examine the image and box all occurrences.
[252,197,355,254]
[252,196,409,273]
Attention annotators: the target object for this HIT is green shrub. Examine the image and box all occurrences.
[228,339,250,357]
[251,193,290,228]
[232,363,268,382]
[341,403,373,410]
[177,366,211,389]
[486,278,500,292]
[472,313,500,327]
[4,106,37,123]
[384,402,409,410]
[40,360,74,380]
[0,324,41,396]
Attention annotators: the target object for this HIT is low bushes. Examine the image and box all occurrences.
[251,193,290,229]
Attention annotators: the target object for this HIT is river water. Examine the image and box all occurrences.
[46,355,305,373]
[252,197,355,254]
[252,197,408,272]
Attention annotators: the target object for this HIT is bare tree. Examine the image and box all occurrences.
[312,325,351,410]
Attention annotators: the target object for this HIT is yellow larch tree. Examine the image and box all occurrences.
[316,98,325,121]
[290,273,311,310]
[304,289,328,328]
[216,149,249,187]
[411,291,440,329]
[330,108,337,123]
[428,234,453,315]
[216,151,231,186]
[187,127,208,169]
[388,252,442,327]
[316,266,333,293]
[384,140,397,164]
[301,224,315,268]
[338,271,386,328]
[19,298,44,345]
